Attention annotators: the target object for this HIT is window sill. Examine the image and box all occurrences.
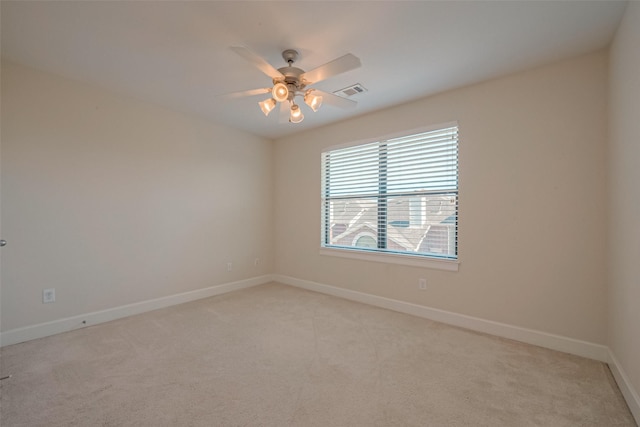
[319,247,459,272]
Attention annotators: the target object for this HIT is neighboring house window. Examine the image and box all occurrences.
[321,123,458,261]
[353,233,377,248]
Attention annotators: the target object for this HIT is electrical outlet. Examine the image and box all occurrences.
[254,258,260,267]
[227,262,232,272]
[418,278,427,290]
[43,288,56,303]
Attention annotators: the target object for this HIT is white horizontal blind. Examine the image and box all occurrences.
[321,125,458,259]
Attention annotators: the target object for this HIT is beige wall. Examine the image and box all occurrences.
[608,0,640,405]
[0,48,615,348]
[274,50,609,344]
[1,62,273,331]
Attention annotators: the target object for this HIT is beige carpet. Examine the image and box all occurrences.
[0,282,635,426]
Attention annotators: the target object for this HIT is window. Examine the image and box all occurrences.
[321,123,458,264]
[354,234,377,248]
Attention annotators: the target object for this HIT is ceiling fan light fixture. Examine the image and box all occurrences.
[229,47,361,124]
[289,104,304,123]
[272,82,289,103]
[304,91,323,112]
[258,98,277,116]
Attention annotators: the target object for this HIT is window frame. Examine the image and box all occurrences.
[320,122,460,272]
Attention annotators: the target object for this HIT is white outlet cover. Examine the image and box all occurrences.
[43,288,56,303]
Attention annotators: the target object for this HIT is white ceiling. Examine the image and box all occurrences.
[1,1,627,140]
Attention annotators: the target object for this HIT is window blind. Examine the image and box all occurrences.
[321,125,458,260]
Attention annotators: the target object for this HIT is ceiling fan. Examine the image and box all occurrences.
[225,46,361,124]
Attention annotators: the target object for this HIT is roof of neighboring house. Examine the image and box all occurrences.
[331,195,456,252]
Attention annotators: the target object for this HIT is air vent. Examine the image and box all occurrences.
[333,83,367,98]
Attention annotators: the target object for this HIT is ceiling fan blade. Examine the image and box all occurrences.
[301,54,361,85]
[278,101,290,124]
[313,90,358,109]
[220,87,272,99]
[230,46,284,80]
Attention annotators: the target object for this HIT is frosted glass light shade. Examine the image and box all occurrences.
[304,92,323,112]
[258,98,276,116]
[272,82,289,103]
[289,104,304,123]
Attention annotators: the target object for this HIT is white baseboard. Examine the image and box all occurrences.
[608,350,640,425]
[0,275,273,348]
[273,274,610,363]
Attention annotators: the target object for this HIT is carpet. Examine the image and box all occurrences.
[0,282,635,426]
